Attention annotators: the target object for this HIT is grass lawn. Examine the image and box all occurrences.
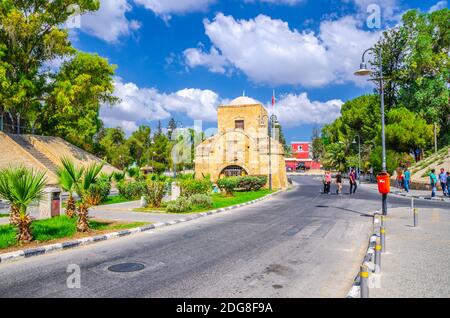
[133,189,273,214]
[0,213,8,218]
[99,196,134,205]
[0,216,147,250]
[63,196,133,208]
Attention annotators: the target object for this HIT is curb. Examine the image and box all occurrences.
[346,214,379,298]
[391,192,448,202]
[0,189,284,265]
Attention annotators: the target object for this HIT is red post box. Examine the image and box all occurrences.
[377,172,390,194]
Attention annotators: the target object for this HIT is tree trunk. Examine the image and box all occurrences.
[9,204,20,225]
[77,203,90,232]
[65,194,76,218]
[17,214,33,244]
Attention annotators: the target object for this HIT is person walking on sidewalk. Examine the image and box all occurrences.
[446,172,450,197]
[335,171,343,195]
[439,168,447,197]
[349,169,357,195]
[325,171,332,194]
[429,169,438,198]
[403,167,411,193]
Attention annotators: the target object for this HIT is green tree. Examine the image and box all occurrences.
[0,0,100,133]
[98,127,132,169]
[385,107,434,153]
[40,52,117,151]
[128,125,152,166]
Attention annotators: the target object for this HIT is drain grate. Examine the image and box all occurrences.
[108,263,145,273]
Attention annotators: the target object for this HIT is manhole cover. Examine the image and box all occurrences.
[108,263,145,273]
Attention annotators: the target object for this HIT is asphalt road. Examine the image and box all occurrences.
[0,176,446,298]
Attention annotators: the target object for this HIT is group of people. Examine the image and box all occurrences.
[395,167,412,192]
[322,169,359,195]
[429,168,450,198]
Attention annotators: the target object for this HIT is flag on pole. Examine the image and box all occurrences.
[271,90,276,107]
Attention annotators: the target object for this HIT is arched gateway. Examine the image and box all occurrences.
[194,95,288,190]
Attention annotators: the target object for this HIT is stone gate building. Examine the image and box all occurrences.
[195,96,288,189]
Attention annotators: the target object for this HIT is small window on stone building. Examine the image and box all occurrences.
[235,120,244,130]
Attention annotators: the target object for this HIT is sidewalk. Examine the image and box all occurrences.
[0,200,191,225]
[360,182,450,203]
[370,207,450,298]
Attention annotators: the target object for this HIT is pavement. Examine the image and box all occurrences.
[359,182,450,203]
[0,176,448,298]
[370,207,450,298]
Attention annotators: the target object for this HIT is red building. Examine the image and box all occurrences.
[285,141,321,171]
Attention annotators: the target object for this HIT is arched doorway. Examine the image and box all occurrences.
[220,165,248,177]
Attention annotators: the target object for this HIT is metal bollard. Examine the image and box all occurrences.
[360,265,369,298]
[380,226,386,253]
[374,239,381,273]
[414,208,419,227]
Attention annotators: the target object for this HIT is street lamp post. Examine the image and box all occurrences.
[261,114,279,191]
[355,47,388,215]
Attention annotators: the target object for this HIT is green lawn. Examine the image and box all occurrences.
[0,213,9,218]
[99,196,134,205]
[0,216,147,250]
[133,189,273,214]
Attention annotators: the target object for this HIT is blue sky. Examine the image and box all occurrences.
[70,0,448,142]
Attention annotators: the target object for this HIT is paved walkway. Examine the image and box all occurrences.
[0,200,210,225]
[370,207,450,298]
[360,182,450,203]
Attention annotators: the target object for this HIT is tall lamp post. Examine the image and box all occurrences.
[262,114,279,191]
[167,120,183,178]
[354,47,388,215]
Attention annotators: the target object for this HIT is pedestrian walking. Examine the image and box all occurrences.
[446,172,450,197]
[439,168,447,197]
[349,169,357,195]
[396,168,403,190]
[403,167,411,193]
[325,171,332,194]
[429,169,438,198]
[335,171,343,195]
[369,166,374,183]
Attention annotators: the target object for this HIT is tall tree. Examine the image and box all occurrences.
[39,52,117,151]
[128,125,152,166]
[0,0,100,133]
[97,127,132,169]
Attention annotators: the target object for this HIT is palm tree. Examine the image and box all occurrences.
[75,162,104,232]
[57,158,83,218]
[0,166,27,225]
[0,167,46,243]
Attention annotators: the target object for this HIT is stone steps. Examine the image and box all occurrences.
[8,134,60,175]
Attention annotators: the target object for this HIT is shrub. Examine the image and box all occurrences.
[180,178,212,197]
[166,197,191,213]
[217,177,240,196]
[117,181,146,200]
[145,179,166,208]
[189,194,213,208]
[86,175,111,205]
[238,176,267,191]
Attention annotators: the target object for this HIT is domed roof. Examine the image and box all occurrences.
[228,96,261,106]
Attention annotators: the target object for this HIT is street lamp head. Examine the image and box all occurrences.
[354,62,373,76]
[352,139,357,144]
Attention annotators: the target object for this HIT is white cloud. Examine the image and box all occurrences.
[184,13,380,87]
[100,78,224,133]
[80,0,140,43]
[429,1,448,12]
[183,46,230,74]
[272,93,344,127]
[133,0,216,20]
